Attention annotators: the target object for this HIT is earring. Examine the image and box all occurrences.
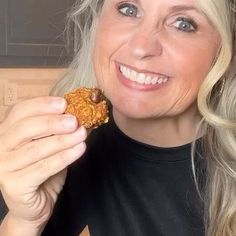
[219,77,226,95]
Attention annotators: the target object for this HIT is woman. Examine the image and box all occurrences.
[0,0,235,235]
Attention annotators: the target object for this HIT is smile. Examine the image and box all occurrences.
[119,64,169,85]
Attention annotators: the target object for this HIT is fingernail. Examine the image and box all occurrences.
[51,98,66,110]
[63,115,77,128]
[72,143,86,153]
[72,126,87,137]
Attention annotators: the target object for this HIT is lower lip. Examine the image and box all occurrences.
[116,64,169,91]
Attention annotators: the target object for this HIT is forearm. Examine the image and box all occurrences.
[0,213,44,236]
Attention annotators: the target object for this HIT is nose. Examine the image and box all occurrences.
[127,26,163,60]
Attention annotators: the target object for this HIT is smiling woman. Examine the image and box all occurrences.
[0,0,235,236]
[50,0,236,235]
[93,0,219,131]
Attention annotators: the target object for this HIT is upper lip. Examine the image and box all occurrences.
[116,62,171,78]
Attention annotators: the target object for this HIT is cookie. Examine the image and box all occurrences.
[64,87,109,129]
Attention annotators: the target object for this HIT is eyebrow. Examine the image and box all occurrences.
[168,4,213,25]
[168,5,201,14]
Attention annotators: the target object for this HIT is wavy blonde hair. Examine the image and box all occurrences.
[196,0,236,235]
[50,0,102,94]
[51,0,236,235]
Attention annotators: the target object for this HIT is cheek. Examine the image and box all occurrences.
[93,19,129,89]
[93,8,136,63]
[94,12,124,53]
[163,42,217,111]
[173,36,217,73]
[93,18,117,71]
[169,40,217,90]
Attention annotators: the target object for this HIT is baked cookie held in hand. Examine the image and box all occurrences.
[64,87,109,129]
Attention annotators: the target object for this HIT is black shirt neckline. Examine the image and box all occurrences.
[106,115,197,163]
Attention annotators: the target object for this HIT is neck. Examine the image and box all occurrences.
[112,105,203,148]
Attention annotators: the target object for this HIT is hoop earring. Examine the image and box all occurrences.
[219,77,226,95]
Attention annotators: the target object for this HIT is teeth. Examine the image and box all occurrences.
[157,78,163,84]
[144,76,152,84]
[137,73,145,84]
[163,77,168,83]
[151,77,158,84]
[120,65,169,85]
[130,70,137,81]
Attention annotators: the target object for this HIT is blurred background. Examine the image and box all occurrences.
[0,0,75,122]
[0,0,76,225]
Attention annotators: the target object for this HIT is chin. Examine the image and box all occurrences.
[112,101,159,120]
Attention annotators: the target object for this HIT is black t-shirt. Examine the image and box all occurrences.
[42,119,205,236]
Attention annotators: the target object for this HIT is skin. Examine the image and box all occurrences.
[93,0,220,147]
[0,97,87,235]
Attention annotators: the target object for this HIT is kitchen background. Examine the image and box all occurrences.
[0,0,75,122]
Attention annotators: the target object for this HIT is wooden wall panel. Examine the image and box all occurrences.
[0,68,65,122]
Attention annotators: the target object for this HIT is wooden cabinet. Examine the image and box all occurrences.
[0,68,65,121]
[0,0,74,67]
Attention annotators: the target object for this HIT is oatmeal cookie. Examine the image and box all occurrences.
[64,87,109,129]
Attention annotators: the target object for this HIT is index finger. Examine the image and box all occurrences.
[4,96,67,127]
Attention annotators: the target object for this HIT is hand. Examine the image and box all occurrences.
[0,96,87,229]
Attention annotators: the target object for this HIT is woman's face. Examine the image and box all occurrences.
[93,0,220,119]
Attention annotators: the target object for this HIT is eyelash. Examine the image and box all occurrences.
[116,2,138,17]
[173,17,198,33]
[116,3,198,33]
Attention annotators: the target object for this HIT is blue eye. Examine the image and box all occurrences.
[173,17,198,32]
[117,3,138,17]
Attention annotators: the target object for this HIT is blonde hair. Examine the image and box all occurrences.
[196,0,236,235]
[51,0,236,235]
[50,0,103,95]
